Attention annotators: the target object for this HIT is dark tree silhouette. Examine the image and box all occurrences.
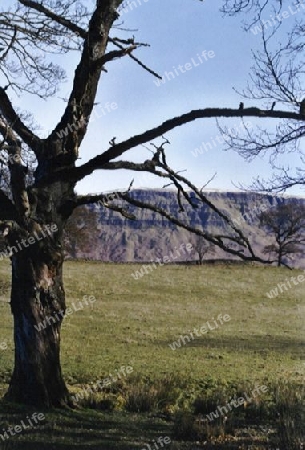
[0,0,303,407]
[220,1,305,192]
[259,202,305,267]
[191,235,215,265]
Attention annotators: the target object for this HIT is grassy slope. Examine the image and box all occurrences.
[1,260,304,385]
[55,262,303,383]
[0,260,304,448]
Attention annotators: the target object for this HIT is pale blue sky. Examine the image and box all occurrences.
[5,0,305,197]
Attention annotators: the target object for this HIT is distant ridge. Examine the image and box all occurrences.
[66,189,305,268]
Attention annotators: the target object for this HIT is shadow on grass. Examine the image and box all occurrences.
[0,402,284,449]
[166,333,305,357]
[0,401,171,449]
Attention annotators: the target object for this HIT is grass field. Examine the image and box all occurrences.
[0,260,304,449]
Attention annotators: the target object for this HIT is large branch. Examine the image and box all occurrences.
[0,117,18,146]
[75,191,136,220]
[36,106,304,185]
[0,88,41,151]
[0,118,30,221]
[18,1,159,81]
[18,0,87,38]
[75,190,127,207]
[70,107,304,182]
[46,0,124,158]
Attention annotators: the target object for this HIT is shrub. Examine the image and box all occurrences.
[274,382,304,450]
[125,375,183,413]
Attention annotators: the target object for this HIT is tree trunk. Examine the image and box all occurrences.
[278,249,282,267]
[4,221,70,407]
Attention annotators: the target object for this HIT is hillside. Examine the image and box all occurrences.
[65,189,305,268]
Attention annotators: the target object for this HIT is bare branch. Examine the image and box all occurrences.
[75,184,136,220]
[218,118,305,160]
[249,165,305,192]
[0,87,41,150]
[0,11,68,96]
[69,107,304,182]
[219,0,305,196]
[18,0,88,38]
[47,1,123,158]
[118,191,270,264]
[75,189,128,207]
[73,138,265,262]
[99,201,136,220]
[0,26,17,64]
[110,37,161,79]
[0,117,20,146]
[241,29,303,106]
[101,45,137,66]
[221,0,282,29]
[17,1,160,81]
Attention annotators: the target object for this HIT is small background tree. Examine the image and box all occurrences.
[259,202,305,268]
[192,235,215,265]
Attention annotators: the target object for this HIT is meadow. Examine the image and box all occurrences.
[0,260,304,449]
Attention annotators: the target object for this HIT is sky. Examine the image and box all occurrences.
[4,0,305,197]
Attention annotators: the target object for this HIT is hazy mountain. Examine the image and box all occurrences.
[65,189,305,268]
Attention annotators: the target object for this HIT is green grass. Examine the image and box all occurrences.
[0,260,304,449]
[49,262,305,384]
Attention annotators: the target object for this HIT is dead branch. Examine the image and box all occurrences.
[0,88,41,150]
[57,107,304,184]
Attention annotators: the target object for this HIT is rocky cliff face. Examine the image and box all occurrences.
[66,189,305,268]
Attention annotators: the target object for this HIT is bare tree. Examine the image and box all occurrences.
[0,0,303,408]
[220,0,305,192]
[258,202,305,267]
[191,235,215,265]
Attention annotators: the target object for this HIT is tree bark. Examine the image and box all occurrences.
[5,227,70,407]
[278,251,282,267]
[3,179,74,407]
